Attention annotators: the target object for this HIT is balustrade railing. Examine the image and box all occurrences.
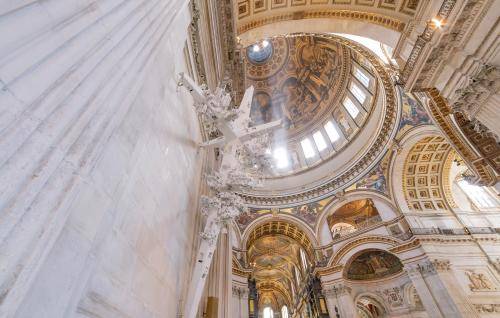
[410,227,498,235]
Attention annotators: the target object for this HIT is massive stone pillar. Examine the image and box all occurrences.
[0,1,202,317]
[323,283,359,318]
[232,284,250,318]
[431,260,478,318]
[405,260,463,318]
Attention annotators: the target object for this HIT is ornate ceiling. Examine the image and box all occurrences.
[234,0,422,35]
[245,35,350,139]
[238,33,398,206]
[403,136,452,211]
[246,223,314,311]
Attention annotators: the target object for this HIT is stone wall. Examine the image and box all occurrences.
[0,1,202,317]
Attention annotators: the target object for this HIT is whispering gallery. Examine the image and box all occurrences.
[0,1,500,318]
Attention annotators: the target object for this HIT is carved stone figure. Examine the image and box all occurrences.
[465,270,494,291]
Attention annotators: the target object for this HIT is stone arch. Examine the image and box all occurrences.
[315,191,400,246]
[237,17,402,49]
[402,135,453,211]
[391,126,449,215]
[355,292,389,318]
[242,214,319,256]
[328,235,401,267]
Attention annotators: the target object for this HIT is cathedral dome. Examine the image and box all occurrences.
[241,34,398,205]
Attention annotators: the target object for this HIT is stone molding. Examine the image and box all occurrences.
[237,10,405,35]
[323,283,352,297]
[423,88,498,186]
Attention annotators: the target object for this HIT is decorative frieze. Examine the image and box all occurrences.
[474,304,500,313]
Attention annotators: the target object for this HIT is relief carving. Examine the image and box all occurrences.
[465,270,495,291]
[474,304,500,313]
[432,259,451,271]
[378,286,404,308]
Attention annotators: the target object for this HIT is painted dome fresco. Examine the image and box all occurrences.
[246,35,349,137]
[240,34,398,204]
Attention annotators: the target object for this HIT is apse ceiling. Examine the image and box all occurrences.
[238,33,399,205]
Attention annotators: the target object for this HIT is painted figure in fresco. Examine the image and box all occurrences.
[295,202,320,225]
[356,166,387,192]
[333,108,352,136]
[250,92,281,126]
[367,253,392,273]
[400,93,431,128]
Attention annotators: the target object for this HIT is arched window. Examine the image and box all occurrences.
[263,307,274,318]
[281,305,289,318]
[300,248,308,271]
[457,179,498,208]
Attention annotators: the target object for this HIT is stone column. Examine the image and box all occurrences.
[232,285,249,318]
[405,260,463,318]
[217,228,233,318]
[419,261,463,317]
[431,259,478,318]
[405,263,443,317]
[324,283,359,318]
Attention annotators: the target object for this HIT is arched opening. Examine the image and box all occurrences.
[246,220,316,315]
[357,295,387,318]
[327,199,382,240]
[263,306,274,318]
[281,305,289,318]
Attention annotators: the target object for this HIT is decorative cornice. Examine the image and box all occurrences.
[423,88,498,186]
[237,10,405,35]
[239,33,399,206]
[323,283,352,297]
[413,0,488,89]
[399,0,457,86]
[389,239,421,254]
[316,265,343,276]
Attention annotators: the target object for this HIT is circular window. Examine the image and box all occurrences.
[247,40,273,63]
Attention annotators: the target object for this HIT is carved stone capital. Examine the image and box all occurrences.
[431,259,451,272]
[232,285,249,298]
[324,283,351,297]
[404,260,437,277]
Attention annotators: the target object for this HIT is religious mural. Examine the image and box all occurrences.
[236,196,334,231]
[347,151,392,194]
[346,250,403,280]
[397,88,431,136]
[245,35,348,135]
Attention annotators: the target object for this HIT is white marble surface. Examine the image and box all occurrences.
[0,1,201,317]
